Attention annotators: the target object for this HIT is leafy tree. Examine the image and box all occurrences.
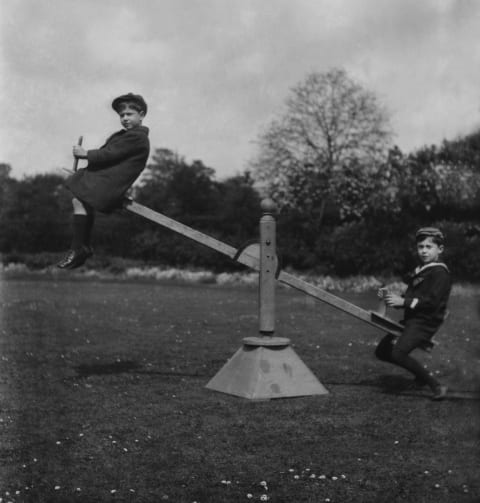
[215,171,261,244]
[0,163,11,180]
[134,148,219,219]
[133,148,184,212]
[372,144,480,222]
[0,173,70,252]
[131,148,222,264]
[435,132,480,218]
[437,129,480,170]
[128,150,264,268]
[250,68,392,225]
[0,163,13,215]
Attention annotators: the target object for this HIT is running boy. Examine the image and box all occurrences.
[57,93,150,269]
[374,227,451,400]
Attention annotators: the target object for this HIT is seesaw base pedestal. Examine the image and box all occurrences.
[206,336,328,400]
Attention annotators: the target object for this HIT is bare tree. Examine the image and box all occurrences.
[250,68,392,223]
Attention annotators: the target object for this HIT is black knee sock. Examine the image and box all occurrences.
[391,347,439,390]
[71,213,94,249]
[84,211,94,247]
[374,334,396,363]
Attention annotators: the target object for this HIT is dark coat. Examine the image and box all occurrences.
[402,262,451,328]
[65,125,150,212]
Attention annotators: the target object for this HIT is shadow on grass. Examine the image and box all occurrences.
[75,360,142,377]
[72,362,480,399]
[74,360,208,379]
[358,374,480,400]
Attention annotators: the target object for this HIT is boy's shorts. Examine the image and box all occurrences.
[393,320,438,353]
[375,319,439,361]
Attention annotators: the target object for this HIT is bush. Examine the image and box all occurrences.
[325,219,480,280]
[1,252,61,270]
[438,221,480,280]
[318,221,411,277]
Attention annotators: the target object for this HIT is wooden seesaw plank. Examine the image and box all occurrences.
[277,271,403,336]
[123,199,403,337]
[123,199,260,271]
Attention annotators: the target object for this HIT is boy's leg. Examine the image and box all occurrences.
[375,334,429,388]
[390,346,438,388]
[57,198,94,269]
[71,199,95,250]
[390,324,447,399]
[374,334,396,363]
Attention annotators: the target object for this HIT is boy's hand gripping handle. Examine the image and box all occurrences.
[73,136,83,172]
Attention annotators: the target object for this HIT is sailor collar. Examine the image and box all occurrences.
[412,262,449,277]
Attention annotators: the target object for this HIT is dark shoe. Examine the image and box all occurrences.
[431,385,448,401]
[57,246,92,269]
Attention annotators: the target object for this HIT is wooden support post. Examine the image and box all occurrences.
[259,198,276,335]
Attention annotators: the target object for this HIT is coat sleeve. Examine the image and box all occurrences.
[403,269,451,312]
[87,131,148,169]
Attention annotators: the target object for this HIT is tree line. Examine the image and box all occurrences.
[1,68,480,279]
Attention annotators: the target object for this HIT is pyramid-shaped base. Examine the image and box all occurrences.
[206,341,328,399]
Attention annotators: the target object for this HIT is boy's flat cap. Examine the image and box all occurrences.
[112,93,148,114]
[415,227,444,241]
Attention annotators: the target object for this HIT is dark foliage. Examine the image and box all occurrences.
[0,171,71,253]
[1,132,480,279]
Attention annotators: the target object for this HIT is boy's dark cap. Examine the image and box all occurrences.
[415,227,444,241]
[112,93,147,114]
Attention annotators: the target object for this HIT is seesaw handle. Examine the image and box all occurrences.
[73,135,83,172]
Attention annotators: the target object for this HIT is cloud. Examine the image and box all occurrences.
[1,0,480,179]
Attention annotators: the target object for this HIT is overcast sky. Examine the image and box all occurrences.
[2,0,480,180]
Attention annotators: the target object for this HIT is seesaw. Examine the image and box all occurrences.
[123,198,403,337]
[63,153,402,399]
[66,140,409,399]
[122,197,406,399]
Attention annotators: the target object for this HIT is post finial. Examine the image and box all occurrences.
[260,198,276,214]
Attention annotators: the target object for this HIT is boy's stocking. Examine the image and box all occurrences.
[390,347,439,390]
[70,212,94,250]
[374,334,396,363]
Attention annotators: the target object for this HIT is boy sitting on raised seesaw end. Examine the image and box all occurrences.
[374,227,451,401]
[57,93,150,269]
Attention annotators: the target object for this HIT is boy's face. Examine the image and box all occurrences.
[117,104,145,130]
[416,237,443,265]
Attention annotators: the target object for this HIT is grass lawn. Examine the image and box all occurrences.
[0,277,478,502]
